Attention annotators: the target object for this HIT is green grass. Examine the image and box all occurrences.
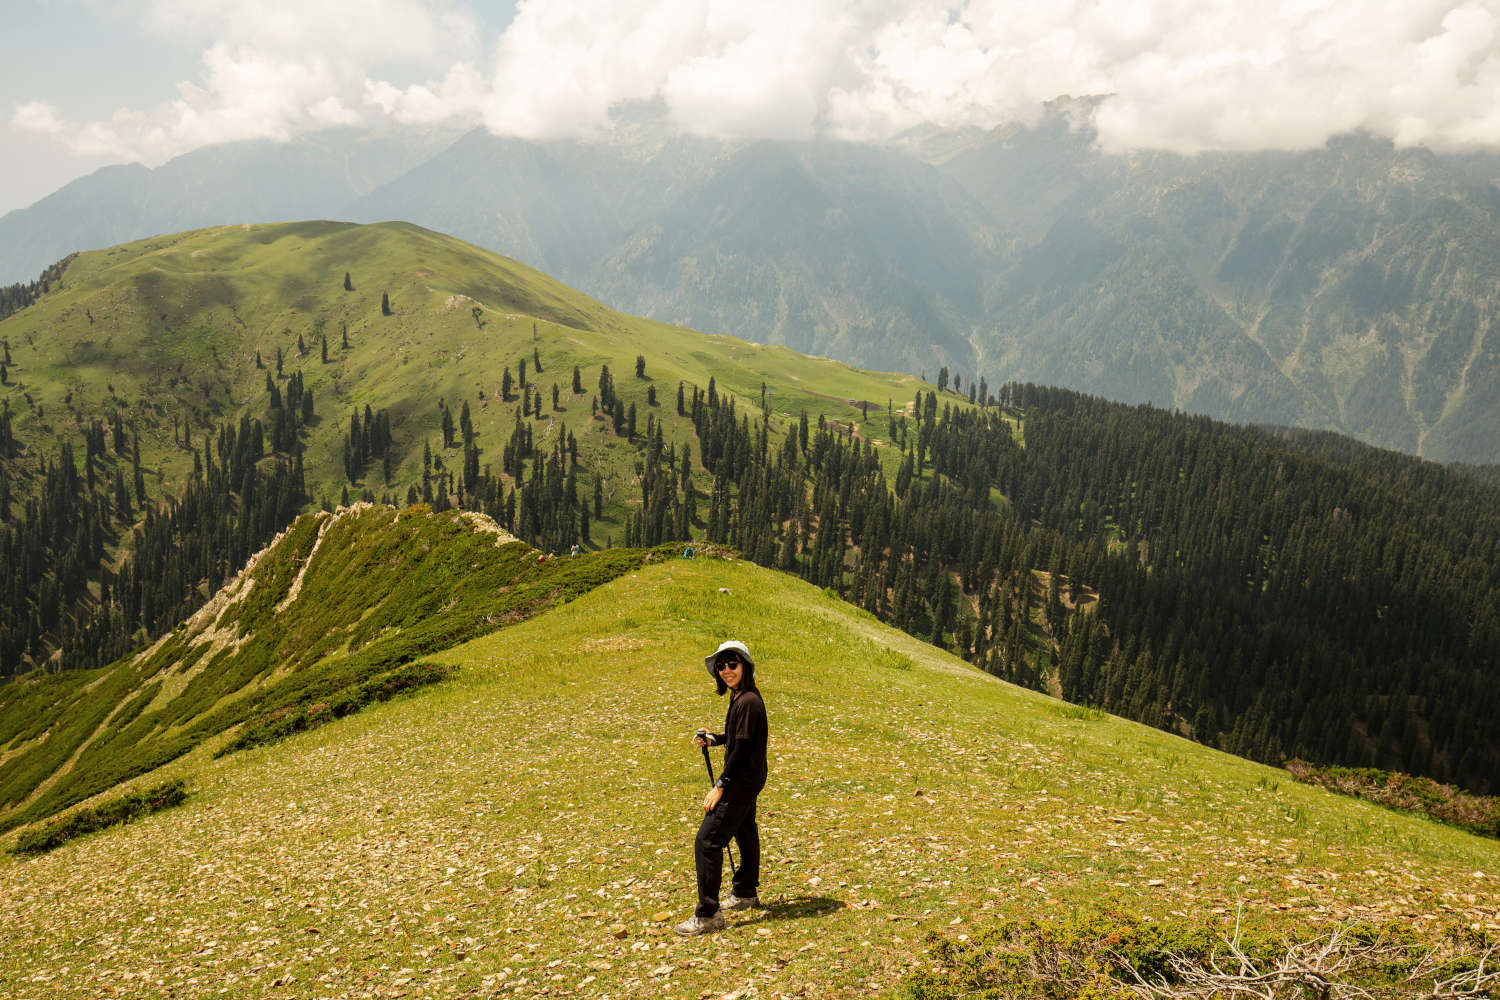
[1,556,1495,998]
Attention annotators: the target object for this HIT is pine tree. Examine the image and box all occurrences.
[598,365,614,410]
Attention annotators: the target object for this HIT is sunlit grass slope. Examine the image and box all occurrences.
[0,221,931,510]
[2,557,1496,999]
[0,504,669,835]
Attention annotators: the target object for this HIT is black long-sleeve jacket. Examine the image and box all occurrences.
[711,689,768,793]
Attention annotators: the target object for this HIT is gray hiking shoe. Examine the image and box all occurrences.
[674,911,725,936]
[722,893,759,911]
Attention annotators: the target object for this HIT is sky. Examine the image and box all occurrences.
[6,0,1500,216]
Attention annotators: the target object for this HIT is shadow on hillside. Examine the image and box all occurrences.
[736,895,846,926]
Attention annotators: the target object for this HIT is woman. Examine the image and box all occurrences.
[676,639,769,936]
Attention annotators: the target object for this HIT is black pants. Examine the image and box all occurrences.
[694,792,760,917]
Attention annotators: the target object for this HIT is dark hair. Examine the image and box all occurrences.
[713,653,758,697]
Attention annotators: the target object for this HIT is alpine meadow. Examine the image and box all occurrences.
[1,220,1498,998]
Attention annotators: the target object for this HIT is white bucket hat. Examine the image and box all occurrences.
[704,639,754,680]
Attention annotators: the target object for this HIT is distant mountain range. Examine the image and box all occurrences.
[5,107,1500,463]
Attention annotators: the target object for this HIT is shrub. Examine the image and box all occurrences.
[1285,759,1500,839]
[217,662,458,756]
[11,779,188,856]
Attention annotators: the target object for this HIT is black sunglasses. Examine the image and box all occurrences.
[715,656,744,671]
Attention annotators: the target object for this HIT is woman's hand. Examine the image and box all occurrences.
[703,786,723,812]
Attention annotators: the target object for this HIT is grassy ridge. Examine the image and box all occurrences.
[0,556,1494,998]
[0,504,694,834]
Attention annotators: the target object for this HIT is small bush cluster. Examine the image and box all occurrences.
[877,648,915,671]
[1286,759,1500,839]
[11,779,187,856]
[1054,702,1108,722]
[218,662,458,756]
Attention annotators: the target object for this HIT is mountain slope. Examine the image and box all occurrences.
[584,140,987,374]
[0,503,675,835]
[948,127,1500,461]
[0,219,925,513]
[0,128,463,286]
[343,130,625,281]
[8,120,1500,461]
[1,552,1496,998]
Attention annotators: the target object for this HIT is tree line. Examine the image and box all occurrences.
[2,405,306,677]
[0,255,75,323]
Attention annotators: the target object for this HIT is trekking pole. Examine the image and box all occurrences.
[698,739,737,878]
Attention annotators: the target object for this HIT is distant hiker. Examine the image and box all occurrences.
[682,544,695,559]
[570,543,579,557]
[677,640,768,936]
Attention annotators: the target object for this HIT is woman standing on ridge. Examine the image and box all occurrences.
[677,640,769,936]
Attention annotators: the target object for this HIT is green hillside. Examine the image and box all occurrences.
[0,503,691,836]
[1,544,1496,999]
[0,219,923,508]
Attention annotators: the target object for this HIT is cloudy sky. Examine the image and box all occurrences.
[6,0,1500,215]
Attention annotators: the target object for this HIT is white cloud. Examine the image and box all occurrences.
[12,101,67,137]
[14,0,1500,163]
[11,0,482,164]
